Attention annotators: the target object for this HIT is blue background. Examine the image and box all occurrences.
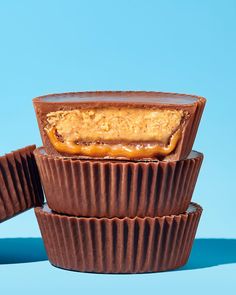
[0,0,235,293]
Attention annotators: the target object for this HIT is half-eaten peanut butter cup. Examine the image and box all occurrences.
[33,91,206,160]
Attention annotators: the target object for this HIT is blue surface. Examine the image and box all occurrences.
[0,0,235,293]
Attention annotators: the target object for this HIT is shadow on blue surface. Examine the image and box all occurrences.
[0,238,235,269]
[0,238,47,264]
[180,238,236,270]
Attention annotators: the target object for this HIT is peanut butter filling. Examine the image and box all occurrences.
[46,127,181,158]
[45,108,185,158]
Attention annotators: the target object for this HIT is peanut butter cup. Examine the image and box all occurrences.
[34,147,203,218]
[35,202,202,273]
[0,145,44,222]
[33,91,206,161]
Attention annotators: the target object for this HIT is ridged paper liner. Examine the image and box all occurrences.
[35,202,202,273]
[34,147,203,218]
[33,91,206,161]
[0,145,44,222]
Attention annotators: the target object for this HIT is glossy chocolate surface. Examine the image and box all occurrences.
[33,91,200,105]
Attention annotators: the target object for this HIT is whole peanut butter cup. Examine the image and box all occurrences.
[35,202,202,273]
[34,147,203,218]
[0,145,44,222]
[33,91,206,161]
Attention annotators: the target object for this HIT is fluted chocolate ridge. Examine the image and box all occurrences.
[34,147,203,218]
[0,145,44,222]
[35,202,202,273]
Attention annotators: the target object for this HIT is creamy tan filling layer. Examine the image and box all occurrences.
[46,108,184,144]
[46,127,181,158]
[45,107,185,158]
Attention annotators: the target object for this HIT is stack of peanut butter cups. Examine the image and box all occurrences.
[33,91,206,274]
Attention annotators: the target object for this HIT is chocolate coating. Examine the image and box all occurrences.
[33,91,199,104]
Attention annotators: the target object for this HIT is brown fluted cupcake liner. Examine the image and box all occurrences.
[35,202,202,273]
[0,145,44,222]
[34,147,203,218]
